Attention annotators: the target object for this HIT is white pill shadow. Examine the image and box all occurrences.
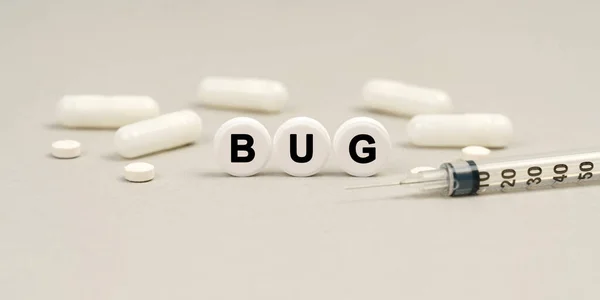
[395,141,512,151]
[100,134,212,162]
[117,175,157,184]
[345,180,600,203]
[43,123,116,132]
[46,153,81,160]
[100,144,198,162]
[192,103,297,115]
[197,170,352,178]
[341,193,452,203]
[352,106,413,119]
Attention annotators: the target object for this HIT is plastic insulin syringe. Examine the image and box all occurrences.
[347,150,600,197]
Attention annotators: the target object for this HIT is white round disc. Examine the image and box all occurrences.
[214,117,272,177]
[333,117,392,177]
[124,162,155,182]
[410,166,436,174]
[51,140,81,159]
[273,117,331,177]
[461,145,491,161]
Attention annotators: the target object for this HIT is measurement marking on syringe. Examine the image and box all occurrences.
[578,161,594,181]
[479,171,490,188]
[526,166,542,186]
[478,161,596,190]
[500,169,516,188]
[553,164,568,183]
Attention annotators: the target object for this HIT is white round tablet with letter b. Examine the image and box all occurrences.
[214,117,272,177]
[273,117,331,177]
[333,117,392,177]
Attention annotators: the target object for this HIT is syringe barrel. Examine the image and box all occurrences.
[439,160,481,196]
[444,151,600,196]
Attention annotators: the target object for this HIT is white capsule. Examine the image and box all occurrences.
[407,114,513,148]
[363,78,453,116]
[56,95,160,128]
[114,110,203,158]
[196,76,288,113]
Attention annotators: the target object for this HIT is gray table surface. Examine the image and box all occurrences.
[2,0,600,299]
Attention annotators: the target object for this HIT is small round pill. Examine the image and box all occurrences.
[410,166,436,174]
[461,145,491,161]
[51,140,81,159]
[124,162,155,182]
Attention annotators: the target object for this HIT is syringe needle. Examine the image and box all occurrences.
[345,178,447,190]
[344,182,400,190]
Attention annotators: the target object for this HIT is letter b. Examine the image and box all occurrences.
[231,134,256,163]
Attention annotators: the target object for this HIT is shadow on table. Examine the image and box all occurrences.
[43,123,116,131]
[197,170,350,178]
[342,179,600,203]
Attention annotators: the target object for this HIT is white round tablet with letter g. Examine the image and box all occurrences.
[214,117,272,177]
[273,117,331,177]
[124,162,155,182]
[51,140,81,159]
[333,117,392,177]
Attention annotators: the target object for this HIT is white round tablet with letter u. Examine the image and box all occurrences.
[214,117,272,177]
[273,117,331,177]
[333,117,392,177]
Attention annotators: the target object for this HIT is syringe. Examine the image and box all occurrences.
[346,150,600,197]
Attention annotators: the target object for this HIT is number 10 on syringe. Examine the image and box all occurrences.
[348,151,600,197]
